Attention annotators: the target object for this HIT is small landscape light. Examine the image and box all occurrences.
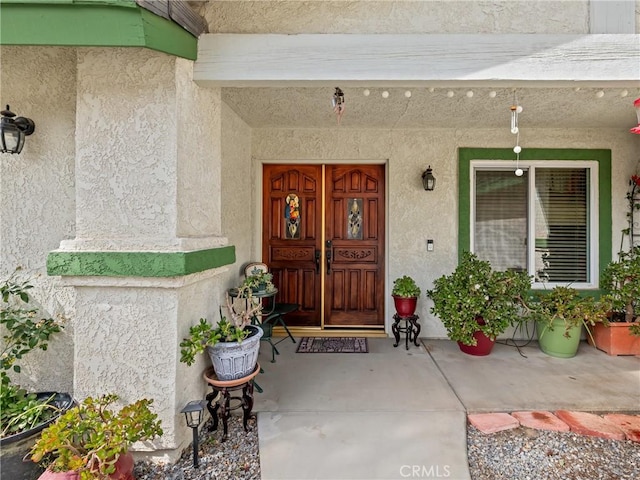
[181,400,206,468]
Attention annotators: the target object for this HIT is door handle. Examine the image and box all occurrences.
[315,249,321,274]
[325,240,332,274]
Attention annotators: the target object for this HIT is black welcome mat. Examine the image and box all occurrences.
[296,337,368,353]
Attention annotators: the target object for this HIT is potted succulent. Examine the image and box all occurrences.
[242,272,275,294]
[531,286,608,358]
[29,394,163,480]
[180,294,263,381]
[427,252,531,356]
[590,246,640,355]
[1,269,73,480]
[391,276,422,316]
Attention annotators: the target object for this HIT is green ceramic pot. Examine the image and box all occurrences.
[536,319,582,358]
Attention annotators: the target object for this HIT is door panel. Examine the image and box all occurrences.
[262,163,385,328]
[263,165,322,326]
[325,165,385,327]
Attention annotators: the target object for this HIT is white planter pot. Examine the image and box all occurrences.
[207,325,263,380]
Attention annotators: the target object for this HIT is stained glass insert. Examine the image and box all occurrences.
[347,198,363,239]
[284,193,301,239]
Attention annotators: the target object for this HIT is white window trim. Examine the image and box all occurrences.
[470,160,600,290]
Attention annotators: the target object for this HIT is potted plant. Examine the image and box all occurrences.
[1,269,73,480]
[242,272,275,294]
[531,286,608,358]
[29,394,163,480]
[391,276,422,316]
[180,294,263,381]
[427,252,531,356]
[590,245,640,355]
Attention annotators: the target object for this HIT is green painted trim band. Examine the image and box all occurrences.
[0,2,197,60]
[47,246,236,277]
[458,147,612,277]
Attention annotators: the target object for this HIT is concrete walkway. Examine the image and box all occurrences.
[253,337,640,480]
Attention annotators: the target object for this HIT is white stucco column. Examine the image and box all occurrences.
[51,48,229,460]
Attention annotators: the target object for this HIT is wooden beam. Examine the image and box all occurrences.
[194,34,640,87]
[136,0,208,36]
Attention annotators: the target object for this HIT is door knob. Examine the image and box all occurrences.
[325,240,332,274]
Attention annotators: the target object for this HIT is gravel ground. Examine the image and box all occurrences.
[134,414,640,480]
[467,425,640,480]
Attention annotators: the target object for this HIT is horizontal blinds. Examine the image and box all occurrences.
[534,168,588,282]
[475,170,528,272]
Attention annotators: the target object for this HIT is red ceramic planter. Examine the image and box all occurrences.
[456,317,496,356]
[393,296,418,317]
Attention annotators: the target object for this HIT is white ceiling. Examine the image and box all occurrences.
[222,86,640,130]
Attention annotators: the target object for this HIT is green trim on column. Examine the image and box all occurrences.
[47,246,236,277]
[0,1,197,59]
[458,147,612,282]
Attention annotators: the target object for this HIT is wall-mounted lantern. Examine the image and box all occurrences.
[421,166,436,191]
[0,105,36,154]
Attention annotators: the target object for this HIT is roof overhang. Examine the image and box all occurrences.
[0,0,203,60]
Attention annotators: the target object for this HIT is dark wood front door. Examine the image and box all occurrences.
[262,164,385,328]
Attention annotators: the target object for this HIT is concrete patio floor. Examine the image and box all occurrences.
[252,337,640,480]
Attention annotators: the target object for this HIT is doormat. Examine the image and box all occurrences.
[296,337,368,353]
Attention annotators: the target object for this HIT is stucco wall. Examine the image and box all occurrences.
[252,127,639,338]
[203,0,589,34]
[221,102,254,291]
[0,46,76,393]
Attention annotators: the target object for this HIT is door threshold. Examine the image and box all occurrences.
[273,326,388,338]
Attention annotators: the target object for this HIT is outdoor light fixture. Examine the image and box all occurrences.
[0,105,35,154]
[181,400,206,468]
[630,98,640,134]
[422,166,436,191]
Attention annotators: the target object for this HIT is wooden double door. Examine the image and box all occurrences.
[262,164,385,329]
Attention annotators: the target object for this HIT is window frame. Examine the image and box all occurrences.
[459,148,612,292]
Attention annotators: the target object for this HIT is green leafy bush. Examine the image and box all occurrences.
[427,252,532,346]
[530,286,608,339]
[1,269,63,437]
[391,276,421,298]
[30,394,163,479]
[600,246,640,332]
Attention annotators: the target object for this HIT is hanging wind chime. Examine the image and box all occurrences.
[332,87,345,125]
[510,93,524,176]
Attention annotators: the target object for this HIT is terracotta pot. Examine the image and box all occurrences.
[393,296,417,317]
[588,322,640,356]
[457,317,495,356]
[37,452,135,480]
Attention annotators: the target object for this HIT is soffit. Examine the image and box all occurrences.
[222,86,640,129]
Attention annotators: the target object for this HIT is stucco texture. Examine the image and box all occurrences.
[204,0,589,34]
[220,102,255,291]
[0,46,76,393]
[252,127,639,338]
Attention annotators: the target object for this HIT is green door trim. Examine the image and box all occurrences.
[47,246,236,277]
[458,147,612,289]
[0,0,197,59]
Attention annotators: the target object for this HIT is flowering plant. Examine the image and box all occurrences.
[427,252,532,346]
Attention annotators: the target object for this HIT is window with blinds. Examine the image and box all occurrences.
[534,168,588,283]
[475,170,528,272]
[473,165,591,286]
